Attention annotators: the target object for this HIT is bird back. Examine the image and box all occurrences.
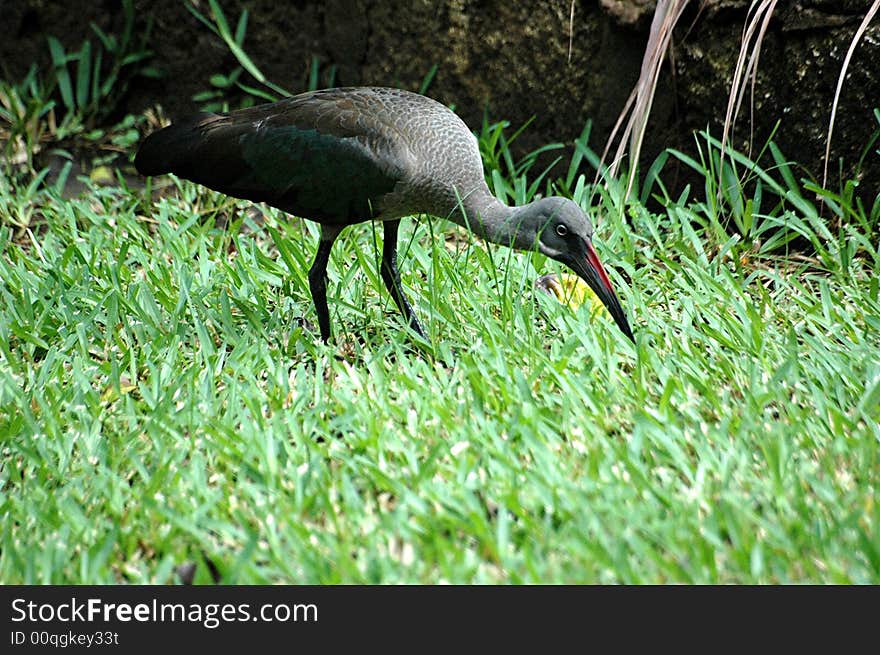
[134,89,417,223]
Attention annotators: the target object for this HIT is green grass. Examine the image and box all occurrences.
[1,136,879,583]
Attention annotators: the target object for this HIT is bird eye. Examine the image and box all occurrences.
[555,224,568,237]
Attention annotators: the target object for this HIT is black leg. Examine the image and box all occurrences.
[308,225,342,342]
[380,220,426,338]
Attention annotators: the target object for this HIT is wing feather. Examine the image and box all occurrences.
[135,88,413,222]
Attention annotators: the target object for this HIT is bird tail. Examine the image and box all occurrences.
[134,113,219,177]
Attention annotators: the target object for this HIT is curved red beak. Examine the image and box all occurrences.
[569,240,635,342]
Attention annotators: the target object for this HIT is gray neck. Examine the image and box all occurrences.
[446,188,532,250]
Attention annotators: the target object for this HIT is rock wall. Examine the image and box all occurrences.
[3,0,878,198]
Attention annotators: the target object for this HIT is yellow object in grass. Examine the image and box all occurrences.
[89,165,115,186]
[535,272,604,314]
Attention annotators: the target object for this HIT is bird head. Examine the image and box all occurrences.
[522,197,635,342]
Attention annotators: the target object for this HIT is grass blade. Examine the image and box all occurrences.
[822,0,880,190]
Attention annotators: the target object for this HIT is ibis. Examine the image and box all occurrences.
[134,87,635,343]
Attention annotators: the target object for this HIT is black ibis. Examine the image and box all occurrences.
[134,87,635,343]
